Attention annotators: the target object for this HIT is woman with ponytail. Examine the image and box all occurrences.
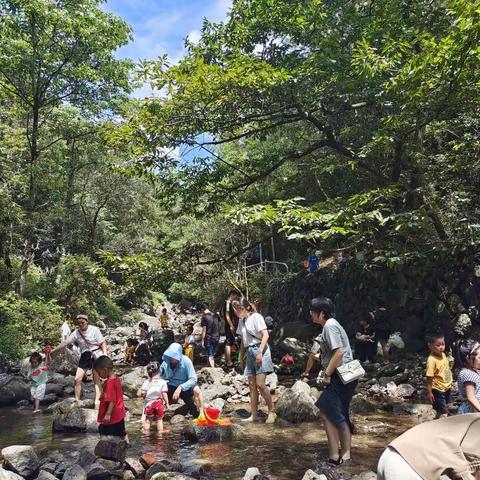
[232,297,276,424]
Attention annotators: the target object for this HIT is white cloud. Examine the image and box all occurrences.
[187,29,202,46]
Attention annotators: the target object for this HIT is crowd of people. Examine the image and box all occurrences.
[23,293,480,479]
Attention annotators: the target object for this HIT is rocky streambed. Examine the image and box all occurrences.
[0,309,441,479]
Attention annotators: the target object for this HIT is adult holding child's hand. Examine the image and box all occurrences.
[51,314,107,404]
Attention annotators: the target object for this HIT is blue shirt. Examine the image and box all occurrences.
[160,343,197,391]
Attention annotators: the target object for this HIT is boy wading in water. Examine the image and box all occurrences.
[425,332,452,418]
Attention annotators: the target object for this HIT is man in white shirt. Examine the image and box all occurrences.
[60,316,72,342]
[51,314,107,404]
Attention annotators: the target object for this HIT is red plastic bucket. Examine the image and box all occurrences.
[204,407,221,426]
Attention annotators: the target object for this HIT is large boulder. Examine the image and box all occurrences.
[1,446,39,478]
[52,406,98,433]
[181,421,244,443]
[94,439,128,463]
[121,367,147,397]
[49,348,80,375]
[0,353,10,374]
[275,388,321,423]
[0,374,30,406]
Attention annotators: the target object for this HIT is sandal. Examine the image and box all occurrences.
[326,458,343,466]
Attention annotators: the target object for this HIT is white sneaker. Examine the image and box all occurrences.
[265,412,277,424]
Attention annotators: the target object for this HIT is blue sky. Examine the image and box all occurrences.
[105,0,231,97]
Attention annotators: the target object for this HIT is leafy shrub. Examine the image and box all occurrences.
[96,295,123,324]
[0,292,63,360]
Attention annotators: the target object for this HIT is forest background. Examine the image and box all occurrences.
[1,0,480,359]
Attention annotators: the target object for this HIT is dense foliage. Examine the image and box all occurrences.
[1,0,480,357]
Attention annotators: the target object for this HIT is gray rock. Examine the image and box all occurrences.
[145,461,183,480]
[201,384,230,403]
[83,463,110,480]
[49,349,80,375]
[243,468,261,480]
[265,372,278,390]
[275,389,321,423]
[301,471,327,480]
[1,445,39,478]
[0,375,30,406]
[0,468,24,480]
[208,398,225,412]
[124,458,145,478]
[37,470,58,480]
[169,414,187,426]
[123,472,135,480]
[121,367,147,397]
[39,464,57,475]
[150,474,195,480]
[78,448,98,467]
[52,407,98,433]
[95,459,121,472]
[395,384,416,398]
[63,465,87,480]
[94,439,128,463]
[197,368,225,385]
[291,380,311,396]
[350,397,376,414]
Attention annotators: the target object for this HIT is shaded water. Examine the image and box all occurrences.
[0,407,419,479]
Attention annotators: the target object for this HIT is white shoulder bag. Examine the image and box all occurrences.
[336,359,365,384]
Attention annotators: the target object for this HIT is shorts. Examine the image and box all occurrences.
[31,383,46,401]
[244,344,274,377]
[376,329,391,342]
[144,399,164,419]
[98,419,126,438]
[458,402,475,414]
[205,338,219,358]
[432,388,450,414]
[315,373,357,432]
[78,350,100,370]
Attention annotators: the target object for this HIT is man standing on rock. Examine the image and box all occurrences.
[160,343,204,418]
[51,314,107,404]
[201,311,220,368]
[223,290,240,372]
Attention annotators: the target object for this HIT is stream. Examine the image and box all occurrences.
[0,406,419,479]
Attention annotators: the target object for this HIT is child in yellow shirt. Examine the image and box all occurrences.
[159,308,170,329]
[425,332,452,418]
[183,325,195,362]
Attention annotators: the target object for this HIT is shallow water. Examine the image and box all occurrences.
[0,406,419,479]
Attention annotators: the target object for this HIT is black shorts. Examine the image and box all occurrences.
[375,330,391,342]
[432,389,450,414]
[98,419,126,438]
[78,351,95,370]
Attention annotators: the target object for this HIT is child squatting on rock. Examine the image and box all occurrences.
[93,355,129,443]
[138,361,169,433]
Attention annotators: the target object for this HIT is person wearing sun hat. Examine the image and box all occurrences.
[377,413,480,480]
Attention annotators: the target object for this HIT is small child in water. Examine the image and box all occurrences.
[425,332,452,418]
[138,362,169,433]
[183,325,195,362]
[93,355,128,442]
[28,351,48,413]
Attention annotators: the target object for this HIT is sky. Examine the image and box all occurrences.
[104,0,232,98]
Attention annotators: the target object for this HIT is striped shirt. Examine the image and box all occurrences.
[457,368,480,412]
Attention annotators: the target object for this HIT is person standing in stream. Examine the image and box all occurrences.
[233,297,276,424]
[51,314,107,404]
[310,297,356,466]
